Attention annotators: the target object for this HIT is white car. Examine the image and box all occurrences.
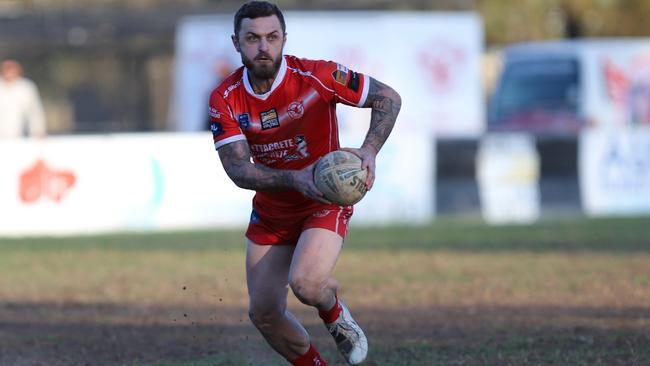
[489,39,650,136]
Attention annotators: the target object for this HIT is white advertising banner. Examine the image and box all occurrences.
[0,134,253,236]
[476,133,540,224]
[579,127,650,216]
[172,12,484,138]
[0,132,433,236]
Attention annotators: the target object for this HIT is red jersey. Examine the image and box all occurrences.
[209,55,369,211]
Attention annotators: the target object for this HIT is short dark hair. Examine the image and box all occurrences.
[234,1,286,38]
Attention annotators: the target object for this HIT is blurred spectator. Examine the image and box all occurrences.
[561,3,582,39]
[0,59,46,138]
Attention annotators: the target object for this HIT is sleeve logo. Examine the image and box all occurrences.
[208,107,221,119]
[238,113,250,129]
[210,121,224,138]
[331,63,349,86]
[346,71,360,92]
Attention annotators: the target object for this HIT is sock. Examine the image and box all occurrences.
[290,344,328,366]
[318,294,341,324]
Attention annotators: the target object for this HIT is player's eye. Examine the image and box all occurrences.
[267,34,278,42]
[246,35,258,43]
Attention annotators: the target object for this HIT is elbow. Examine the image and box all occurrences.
[392,89,402,113]
[228,173,252,190]
[236,180,255,191]
[223,166,252,190]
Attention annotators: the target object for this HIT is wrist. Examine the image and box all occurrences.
[286,170,296,189]
[288,169,302,190]
[360,144,379,155]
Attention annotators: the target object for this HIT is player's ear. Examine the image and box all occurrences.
[282,32,287,47]
[231,34,241,52]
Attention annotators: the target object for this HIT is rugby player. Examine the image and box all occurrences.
[209,2,401,364]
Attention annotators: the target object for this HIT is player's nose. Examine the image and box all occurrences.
[258,38,269,51]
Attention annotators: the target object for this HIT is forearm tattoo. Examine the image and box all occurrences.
[362,78,401,153]
[218,140,295,191]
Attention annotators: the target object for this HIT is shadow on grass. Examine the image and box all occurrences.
[1,302,648,366]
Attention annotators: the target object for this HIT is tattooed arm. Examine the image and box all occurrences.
[343,77,401,189]
[362,78,402,153]
[218,140,328,203]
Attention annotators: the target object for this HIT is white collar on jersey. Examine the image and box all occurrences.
[243,55,288,100]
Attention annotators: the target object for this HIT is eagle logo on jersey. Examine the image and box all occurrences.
[260,108,280,130]
[287,101,304,120]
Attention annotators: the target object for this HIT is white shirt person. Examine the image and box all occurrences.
[0,60,46,138]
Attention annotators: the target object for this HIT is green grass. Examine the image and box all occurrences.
[0,216,649,366]
[1,216,648,252]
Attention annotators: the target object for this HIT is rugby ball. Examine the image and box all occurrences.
[314,150,368,206]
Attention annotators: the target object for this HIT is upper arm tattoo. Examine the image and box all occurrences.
[218,140,252,174]
[361,77,402,153]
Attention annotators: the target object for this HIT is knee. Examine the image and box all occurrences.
[248,304,285,332]
[289,274,327,306]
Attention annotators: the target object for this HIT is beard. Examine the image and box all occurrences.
[241,51,283,80]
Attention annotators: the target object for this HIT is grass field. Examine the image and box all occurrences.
[1,217,649,365]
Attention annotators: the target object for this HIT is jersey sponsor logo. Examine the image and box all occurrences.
[287,101,304,120]
[283,135,310,161]
[223,80,241,99]
[250,138,295,153]
[238,113,250,129]
[288,66,312,77]
[260,108,280,130]
[251,138,294,163]
[208,107,221,119]
[295,135,309,158]
[331,63,349,86]
[347,71,360,92]
[249,136,310,164]
[210,121,224,139]
[312,209,331,218]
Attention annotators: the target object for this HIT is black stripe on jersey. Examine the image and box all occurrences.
[347,71,360,92]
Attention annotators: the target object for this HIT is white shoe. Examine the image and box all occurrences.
[325,298,368,365]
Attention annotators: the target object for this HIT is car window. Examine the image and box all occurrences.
[492,59,580,121]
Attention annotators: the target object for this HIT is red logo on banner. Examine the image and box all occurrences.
[19,159,76,204]
[604,59,629,104]
[418,40,466,93]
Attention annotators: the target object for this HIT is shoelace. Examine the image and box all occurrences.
[328,321,359,341]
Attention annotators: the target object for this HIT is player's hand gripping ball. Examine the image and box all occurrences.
[314,150,368,205]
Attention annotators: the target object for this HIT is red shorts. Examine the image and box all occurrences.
[245,201,353,246]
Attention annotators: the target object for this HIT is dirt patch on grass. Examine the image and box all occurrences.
[1,302,648,366]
